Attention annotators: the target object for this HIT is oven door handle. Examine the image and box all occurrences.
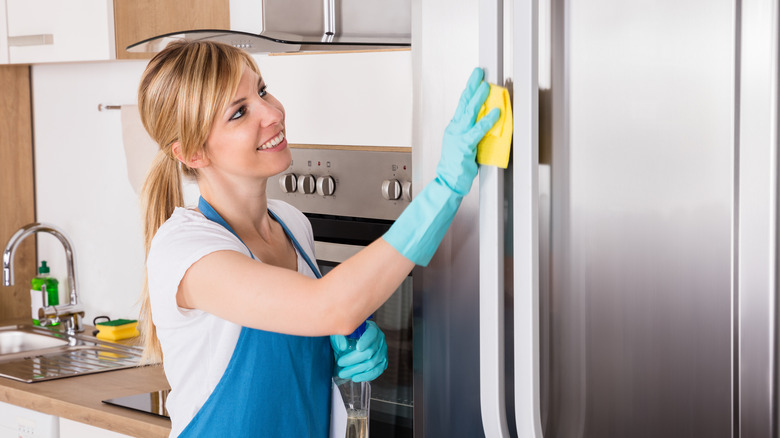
[313,241,364,264]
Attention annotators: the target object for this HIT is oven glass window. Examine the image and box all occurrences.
[319,261,413,438]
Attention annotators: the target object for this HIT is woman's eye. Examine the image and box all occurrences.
[259,85,268,98]
[230,106,247,121]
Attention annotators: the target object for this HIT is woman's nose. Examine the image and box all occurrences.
[255,97,284,127]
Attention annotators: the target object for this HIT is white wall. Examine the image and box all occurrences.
[31,50,412,323]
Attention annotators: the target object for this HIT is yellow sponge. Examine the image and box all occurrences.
[476,83,513,168]
[96,319,139,341]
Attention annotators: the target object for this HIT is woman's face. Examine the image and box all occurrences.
[202,65,290,182]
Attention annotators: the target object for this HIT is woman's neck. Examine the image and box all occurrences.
[198,178,274,240]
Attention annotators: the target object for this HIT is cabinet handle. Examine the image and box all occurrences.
[8,34,54,47]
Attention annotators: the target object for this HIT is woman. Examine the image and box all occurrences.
[137,40,499,437]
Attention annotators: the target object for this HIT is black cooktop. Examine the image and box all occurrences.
[103,390,170,419]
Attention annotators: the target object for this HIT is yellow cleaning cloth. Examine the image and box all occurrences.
[476,84,513,168]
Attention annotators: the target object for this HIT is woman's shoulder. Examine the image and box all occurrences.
[156,207,225,236]
[149,207,244,258]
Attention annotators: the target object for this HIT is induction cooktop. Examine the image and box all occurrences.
[103,390,170,419]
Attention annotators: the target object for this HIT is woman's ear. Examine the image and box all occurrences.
[171,142,209,168]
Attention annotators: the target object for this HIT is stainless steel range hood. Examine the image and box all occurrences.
[127,0,411,54]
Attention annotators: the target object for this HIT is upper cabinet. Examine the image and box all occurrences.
[4,0,113,64]
[113,0,230,60]
[0,0,231,64]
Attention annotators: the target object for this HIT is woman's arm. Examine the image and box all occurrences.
[177,67,498,337]
[177,238,412,337]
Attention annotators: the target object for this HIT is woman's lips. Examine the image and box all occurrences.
[258,136,287,152]
[257,131,286,151]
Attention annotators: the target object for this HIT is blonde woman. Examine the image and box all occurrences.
[137,40,499,437]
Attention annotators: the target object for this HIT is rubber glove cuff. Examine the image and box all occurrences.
[382,178,464,266]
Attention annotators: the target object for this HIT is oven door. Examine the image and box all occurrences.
[315,240,413,438]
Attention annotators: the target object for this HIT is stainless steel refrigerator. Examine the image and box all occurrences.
[411,0,778,436]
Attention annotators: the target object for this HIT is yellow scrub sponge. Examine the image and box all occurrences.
[476,83,513,169]
[95,319,139,341]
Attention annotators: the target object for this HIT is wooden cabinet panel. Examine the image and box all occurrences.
[0,65,35,320]
[114,0,230,60]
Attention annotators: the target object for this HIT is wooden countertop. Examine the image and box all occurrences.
[0,322,171,437]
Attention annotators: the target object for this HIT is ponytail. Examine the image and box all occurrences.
[138,151,183,363]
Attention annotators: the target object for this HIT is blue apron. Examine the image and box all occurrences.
[178,197,332,437]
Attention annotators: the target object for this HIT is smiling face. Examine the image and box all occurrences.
[201,64,291,182]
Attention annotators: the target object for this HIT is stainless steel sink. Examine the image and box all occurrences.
[0,330,69,354]
[0,324,143,383]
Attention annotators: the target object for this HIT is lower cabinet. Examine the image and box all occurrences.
[0,401,132,438]
[0,401,58,437]
[59,418,131,438]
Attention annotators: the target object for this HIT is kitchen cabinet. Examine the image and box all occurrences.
[0,401,58,437]
[0,0,230,64]
[4,0,114,64]
[0,408,133,438]
[60,418,132,437]
[0,65,35,320]
[113,0,230,60]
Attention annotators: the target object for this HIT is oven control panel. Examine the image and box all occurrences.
[266,145,412,221]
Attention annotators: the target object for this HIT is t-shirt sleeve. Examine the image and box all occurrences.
[146,209,250,328]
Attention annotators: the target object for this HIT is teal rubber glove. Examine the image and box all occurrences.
[383,67,500,265]
[330,321,388,383]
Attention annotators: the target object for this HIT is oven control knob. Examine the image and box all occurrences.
[279,173,297,193]
[402,181,412,201]
[381,179,402,200]
[297,174,316,194]
[316,176,336,196]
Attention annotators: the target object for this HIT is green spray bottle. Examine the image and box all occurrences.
[30,261,59,326]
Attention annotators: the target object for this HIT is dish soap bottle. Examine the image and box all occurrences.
[30,261,59,326]
[333,321,371,438]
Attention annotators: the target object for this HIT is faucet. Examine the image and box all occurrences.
[3,223,85,334]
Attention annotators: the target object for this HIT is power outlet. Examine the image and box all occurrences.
[17,417,36,438]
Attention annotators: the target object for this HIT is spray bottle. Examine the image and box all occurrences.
[333,321,371,438]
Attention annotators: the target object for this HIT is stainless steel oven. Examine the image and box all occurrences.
[266,144,413,437]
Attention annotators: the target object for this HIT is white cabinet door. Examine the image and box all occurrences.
[0,401,58,437]
[59,418,132,438]
[6,0,113,64]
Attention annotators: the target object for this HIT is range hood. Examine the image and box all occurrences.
[127,0,411,54]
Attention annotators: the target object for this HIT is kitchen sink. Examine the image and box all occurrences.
[0,330,69,354]
[0,324,143,383]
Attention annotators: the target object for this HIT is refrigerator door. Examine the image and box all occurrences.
[529,0,778,437]
[412,0,486,436]
[548,0,736,434]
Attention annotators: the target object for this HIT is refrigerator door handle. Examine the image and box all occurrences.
[479,164,512,438]
[513,0,545,436]
[478,0,512,437]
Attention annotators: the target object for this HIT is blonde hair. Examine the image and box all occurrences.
[137,40,260,362]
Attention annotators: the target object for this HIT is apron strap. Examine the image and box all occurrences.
[198,196,322,278]
[267,209,322,278]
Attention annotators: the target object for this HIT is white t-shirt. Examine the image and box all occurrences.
[146,199,318,437]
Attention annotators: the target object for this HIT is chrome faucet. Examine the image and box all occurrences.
[2,223,85,334]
